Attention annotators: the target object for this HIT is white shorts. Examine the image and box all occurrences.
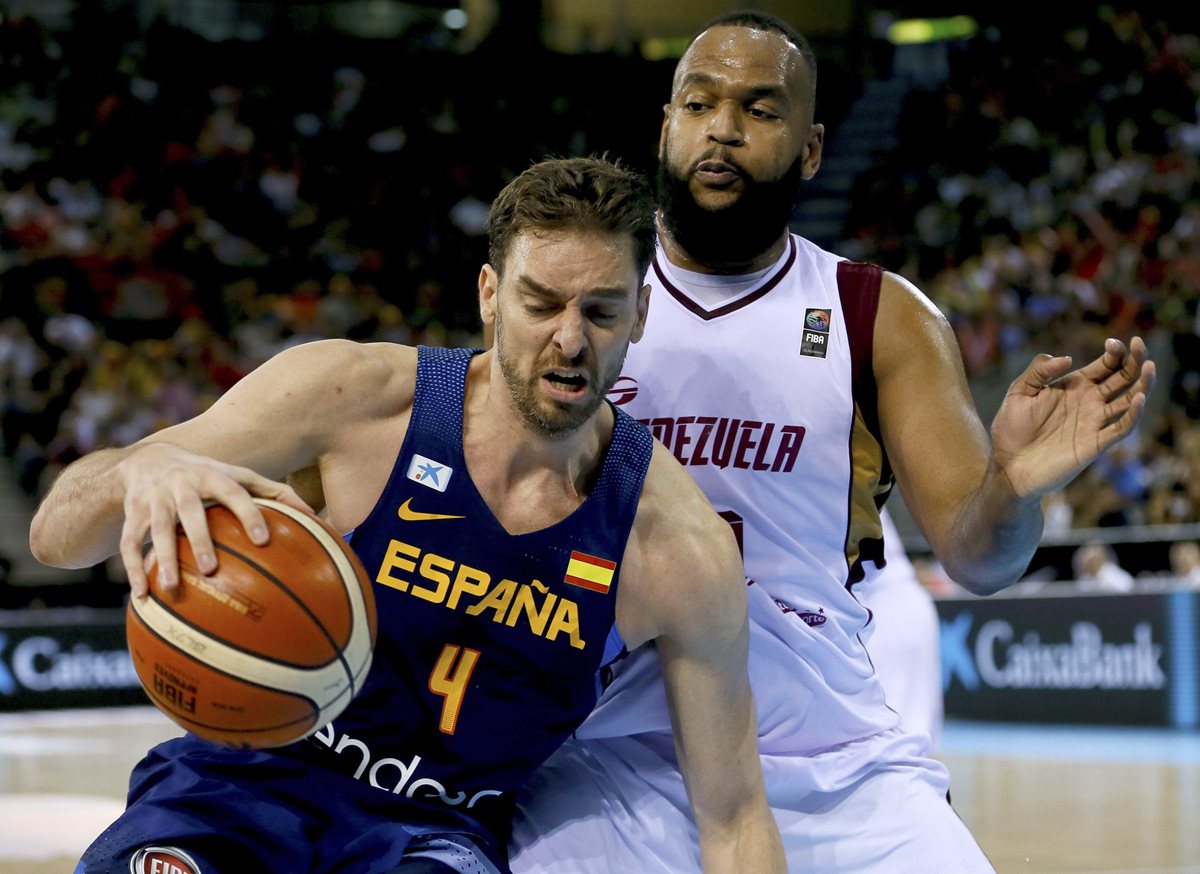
[510,728,995,874]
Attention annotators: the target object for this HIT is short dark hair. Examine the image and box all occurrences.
[686,10,817,109]
[487,155,656,281]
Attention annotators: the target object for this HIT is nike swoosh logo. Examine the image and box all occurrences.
[397,498,465,522]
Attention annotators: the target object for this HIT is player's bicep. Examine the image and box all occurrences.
[145,340,367,479]
[875,273,991,546]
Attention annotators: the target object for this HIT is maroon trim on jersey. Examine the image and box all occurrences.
[837,260,893,586]
[652,237,797,320]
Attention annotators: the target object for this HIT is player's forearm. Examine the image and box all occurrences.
[937,457,1045,595]
[29,446,134,569]
[698,808,787,874]
[691,722,786,874]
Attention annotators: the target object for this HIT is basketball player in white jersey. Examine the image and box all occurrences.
[509,10,1154,872]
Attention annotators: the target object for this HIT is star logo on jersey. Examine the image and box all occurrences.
[406,453,453,492]
[397,498,465,522]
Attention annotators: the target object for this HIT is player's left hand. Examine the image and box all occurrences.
[990,336,1155,499]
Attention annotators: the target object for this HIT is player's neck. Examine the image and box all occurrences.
[465,352,609,494]
[656,214,790,276]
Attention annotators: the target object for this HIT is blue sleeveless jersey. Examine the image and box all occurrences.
[277,345,652,838]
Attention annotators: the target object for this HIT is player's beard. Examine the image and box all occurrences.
[656,147,805,270]
[494,305,622,438]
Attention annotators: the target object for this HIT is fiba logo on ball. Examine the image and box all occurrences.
[129,845,202,874]
[125,498,377,749]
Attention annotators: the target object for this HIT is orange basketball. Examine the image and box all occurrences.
[126,498,377,749]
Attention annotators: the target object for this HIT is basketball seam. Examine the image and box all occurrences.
[254,499,375,699]
[126,602,323,739]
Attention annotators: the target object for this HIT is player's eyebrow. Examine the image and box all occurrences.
[677,72,791,104]
[516,275,631,301]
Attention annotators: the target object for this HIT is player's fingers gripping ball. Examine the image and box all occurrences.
[126,498,377,748]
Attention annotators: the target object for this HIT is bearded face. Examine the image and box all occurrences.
[656,137,806,269]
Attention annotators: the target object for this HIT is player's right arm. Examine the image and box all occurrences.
[619,445,785,874]
[29,339,414,597]
[875,272,1152,594]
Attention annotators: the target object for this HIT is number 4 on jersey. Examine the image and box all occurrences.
[429,644,481,734]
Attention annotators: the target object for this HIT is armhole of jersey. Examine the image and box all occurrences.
[593,407,655,667]
[412,345,475,448]
[837,261,892,583]
[836,261,891,497]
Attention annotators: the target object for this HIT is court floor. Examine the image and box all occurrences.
[1,707,1197,873]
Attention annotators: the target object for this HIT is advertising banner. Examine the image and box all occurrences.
[937,590,1198,727]
[0,608,147,712]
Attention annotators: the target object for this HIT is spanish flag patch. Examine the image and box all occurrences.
[564,550,616,593]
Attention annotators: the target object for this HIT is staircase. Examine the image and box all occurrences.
[790,76,913,251]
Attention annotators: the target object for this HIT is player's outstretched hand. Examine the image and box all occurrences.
[115,443,311,599]
[990,337,1155,501]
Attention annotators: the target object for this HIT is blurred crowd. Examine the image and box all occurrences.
[0,6,1197,583]
[843,7,1200,540]
[0,6,673,501]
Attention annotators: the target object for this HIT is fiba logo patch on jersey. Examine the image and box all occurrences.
[606,375,638,406]
[406,453,453,492]
[129,845,202,874]
[800,307,832,359]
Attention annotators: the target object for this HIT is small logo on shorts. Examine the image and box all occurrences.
[129,846,202,874]
[800,308,832,359]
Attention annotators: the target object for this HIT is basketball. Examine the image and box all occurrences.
[125,498,377,749]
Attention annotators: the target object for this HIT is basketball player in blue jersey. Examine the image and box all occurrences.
[29,157,786,874]
[509,11,1156,874]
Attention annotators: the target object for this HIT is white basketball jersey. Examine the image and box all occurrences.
[585,234,902,760]
[508,237,978,874]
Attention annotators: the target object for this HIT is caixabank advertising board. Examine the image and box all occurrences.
[937,589,1199,728]
[0,608,146,711]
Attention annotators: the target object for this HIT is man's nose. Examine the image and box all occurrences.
[553,309,587,360]
[707,102,745,145]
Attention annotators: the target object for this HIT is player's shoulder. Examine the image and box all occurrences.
[877,270,951,329]
[874,270,958,371]
[270,337,416,369]
[260,339,418,412]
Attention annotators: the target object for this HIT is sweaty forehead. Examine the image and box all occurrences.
[674,26,806,97]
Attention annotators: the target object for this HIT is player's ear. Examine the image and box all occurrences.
[802,123,824,180]
[658,106,670,160]
[479,263,499,328]
[630,283,651,344]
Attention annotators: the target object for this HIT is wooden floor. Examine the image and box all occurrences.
[1,708,1197,873]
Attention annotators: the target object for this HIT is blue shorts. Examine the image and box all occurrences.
[76,737,509,874]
